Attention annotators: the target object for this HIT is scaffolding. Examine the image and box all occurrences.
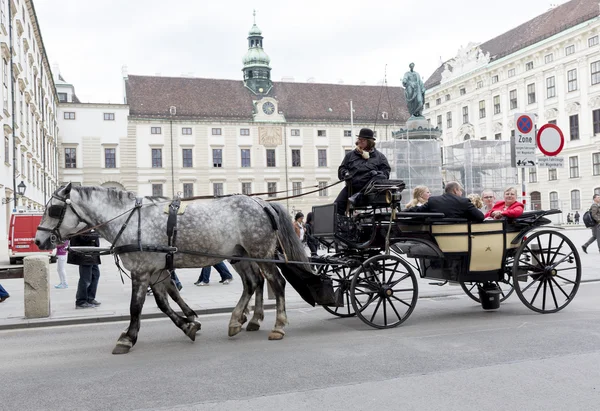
[442,139,518,197]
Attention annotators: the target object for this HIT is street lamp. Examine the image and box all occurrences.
[2,180,26,204]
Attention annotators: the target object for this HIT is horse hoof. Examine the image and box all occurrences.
[241,315,248,325]
[246,322,261,332]
[186,322,201,341]
[112,344,131,355]
[268,330,285,340]
[228,325,242,337]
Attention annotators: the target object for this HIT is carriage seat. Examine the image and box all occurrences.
[349,179,405,209]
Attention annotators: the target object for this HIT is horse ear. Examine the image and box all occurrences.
[61,182,72,195]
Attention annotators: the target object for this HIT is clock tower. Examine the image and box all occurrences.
[242,11,273,95]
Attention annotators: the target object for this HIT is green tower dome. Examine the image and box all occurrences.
[242,13,272,95]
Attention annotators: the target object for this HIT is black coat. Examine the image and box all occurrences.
[338,149,391,193]
[409,193,484,222]
[67,231,101,266]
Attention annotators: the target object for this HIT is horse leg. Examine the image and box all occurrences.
[246,268,265,332]
[152,278,201,342]
[259,263,287,340]
[112,272,149,355]
[228,261,256,337]
[164,276,198,322]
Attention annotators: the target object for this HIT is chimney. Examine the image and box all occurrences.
[121,65,128,79]
[52,63,60,81]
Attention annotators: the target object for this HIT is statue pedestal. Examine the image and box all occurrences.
[392,117,442,140]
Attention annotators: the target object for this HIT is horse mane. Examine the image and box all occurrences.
[73,186,170,206]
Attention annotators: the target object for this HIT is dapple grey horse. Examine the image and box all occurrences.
[35,184,310,354]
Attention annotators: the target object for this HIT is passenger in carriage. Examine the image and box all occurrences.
[467,193,483,210]
[335,128,391,215]
[481,189,496,214]
[484,186,524,220]
[405,185,431,209]
[408,181,484,222]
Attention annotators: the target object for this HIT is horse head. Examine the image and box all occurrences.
[35,183,90,250]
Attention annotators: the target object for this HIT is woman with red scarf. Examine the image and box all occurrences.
[485,187,524,219]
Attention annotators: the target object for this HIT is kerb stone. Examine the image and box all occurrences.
[23,255,51,318]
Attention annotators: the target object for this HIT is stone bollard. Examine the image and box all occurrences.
[23,256,51,318]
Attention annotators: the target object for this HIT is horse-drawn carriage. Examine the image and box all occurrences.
[311,180,581,329]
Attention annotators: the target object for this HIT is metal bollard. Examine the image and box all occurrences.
[23,255,51,318]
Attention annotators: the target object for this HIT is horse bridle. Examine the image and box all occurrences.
[37,192,88,244]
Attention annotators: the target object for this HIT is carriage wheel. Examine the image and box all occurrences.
[350,254,418,329]
[460,279,514,303]
[321,264,356,317]
[512,230,581,313]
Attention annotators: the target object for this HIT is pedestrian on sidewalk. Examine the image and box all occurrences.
[574,211,580,224]
[293,212,305,241]
[171,270,182,291]
[582,194,600,254]
[304,212,319,257]
[194,262,234,286]
[0,283,9,302]
[68,230,102,309]
[54,240,69,289]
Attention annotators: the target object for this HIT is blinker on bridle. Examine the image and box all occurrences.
[38,193,85,244]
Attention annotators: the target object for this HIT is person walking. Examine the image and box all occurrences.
[574,211,581,224]
[293,212,305,241]
[54,240,69,289]
[194,262,234,286]
[0,283,9,302]
[304,211,319,257]
[582,194,600,254]
[68,230,102,309]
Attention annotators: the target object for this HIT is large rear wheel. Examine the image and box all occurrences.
[512,230,581,313]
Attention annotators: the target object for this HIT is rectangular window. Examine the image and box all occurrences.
[549,192,559,209]
[151,126,161,134]
[437,115,442,129]
[548,168,557,181]
[491,75,498,84]
[57,92,67,102]
[493,95,501,114]
[594,109,600,134]
[546,76,556,98]
[213,183,223,196]
[571,190,581,210]
[182,148,193,168]
[591,61,600,85]
[569,156,579,178]
[565,45,575,55]
[292,149,301,167]
[212,128,222,135]
[241,182,252,195]
[104,148,116,168]
[318,181,328,197]
[527,83,536,104]
[241,149,251,167]
[590,36,599,47]
[545,54,554,64]
[103,113,115,121]
[317,130,326,137]
[479,100,486,119]
[593,152,600,175]
[183,183,193,198]
[318,149,327,167]
[64,148,76,168]
[569,114,579,140]
[567,69,577,92]
[266,149,276,167]
[63,112,75,120]
[446,111,452,128]
[528,167,537,183]
[181,127,192,135]
[494,133,501,141]
[240,128,250,136]
[4,136,8,164]
[343,130,352,137]
[267,182,277,198]
[292,182,302,196]
[460,88,466,95]
[445,94,451,101]
[508,68,515,77]
[152,184,163,197]
[290,129,300,136]
[462,106,469,124]
[509,89,517,110]
[212,149,222,167]
[436,98,441,105]
[525,61,534,71]
[151,148,162,168]
[424,102,430,109]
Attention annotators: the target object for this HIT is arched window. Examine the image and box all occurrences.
[549,191,559,209]
[571,190,581,210]
[464,134,471,140]
[530,191,541,210]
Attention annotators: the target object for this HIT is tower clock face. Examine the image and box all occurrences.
[262,101,275,115]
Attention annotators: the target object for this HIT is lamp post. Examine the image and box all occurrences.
[2,180,26,205]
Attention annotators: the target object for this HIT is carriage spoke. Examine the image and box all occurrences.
[386,260,401,284]
[369,297,384,323]
[382,298,388,327]
[536,237,546,265]
[390,295,412,308]
[554,274,577,285]
[516,268,544,280]
[548,278,559,310]
[546,234,553,267]
[548,239,566,265]
[385,296,403,322]
[521,276,541,293]
[549,276,572,300]
[524,245,544,266]
[528,277,545,306]
[550,251,574,268]
[392,288,415,293]
[389,273,410,288]
[542,278,547,311]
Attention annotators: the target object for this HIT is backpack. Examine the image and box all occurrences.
[582,210,596,228]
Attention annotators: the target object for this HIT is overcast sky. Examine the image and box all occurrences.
[34,0,565,103]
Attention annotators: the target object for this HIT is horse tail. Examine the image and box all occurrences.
[269,202,309,265]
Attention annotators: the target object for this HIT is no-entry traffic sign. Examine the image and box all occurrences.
[537,124,564,157]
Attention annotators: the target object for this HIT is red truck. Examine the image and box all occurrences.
[8,211,56,264]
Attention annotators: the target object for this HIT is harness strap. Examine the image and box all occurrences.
[165,198,181,271]
[109,198,144,254]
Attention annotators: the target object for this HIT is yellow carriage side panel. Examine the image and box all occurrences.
[431,224,469,252]
[469,222,505,272]
[506,232,520,249]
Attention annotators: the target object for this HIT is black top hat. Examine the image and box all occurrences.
[356,128,375,140]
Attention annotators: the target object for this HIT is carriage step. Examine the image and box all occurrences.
[428,281,448,286]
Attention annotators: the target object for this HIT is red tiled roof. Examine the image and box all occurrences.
[424,0,600,89]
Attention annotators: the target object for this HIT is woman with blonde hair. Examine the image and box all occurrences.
[405,185,431,209]
[468,193,483,210]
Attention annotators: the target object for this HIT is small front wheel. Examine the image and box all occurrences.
[321,263,356,318]
[350,254,418,329]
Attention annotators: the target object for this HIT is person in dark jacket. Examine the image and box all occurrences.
[304,212,319,257]
[68,230,102,309]
[335,128,391,215]
[408,181,484,222]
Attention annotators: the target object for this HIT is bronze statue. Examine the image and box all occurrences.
[402,62,426,118]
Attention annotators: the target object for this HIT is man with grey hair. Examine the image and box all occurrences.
[582,194,600,254]
[481,189,496,214]
[409,181,484,222]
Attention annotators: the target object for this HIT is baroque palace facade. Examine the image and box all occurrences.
[0,0,60,248]
[424,0,600,215]
[58,20,408,215]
